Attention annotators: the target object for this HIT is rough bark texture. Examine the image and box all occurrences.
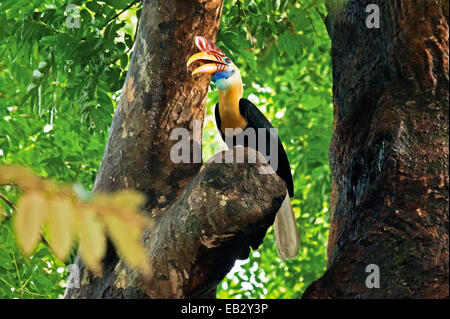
[66,148,285,298]
[304,0,449,298]
[139,150,285,298]
[66,0,280,298]
[93,0,223,207]
[64,0,286,299]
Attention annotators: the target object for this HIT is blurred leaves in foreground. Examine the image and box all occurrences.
[0,165,152,278]
[0,0,332,298]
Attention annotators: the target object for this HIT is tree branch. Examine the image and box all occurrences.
[65,148,286,298]
[140,148,286,298]
[65,0,265,299]
[0,192,15,211]
[106,2,139,25]
[304,0,449,299]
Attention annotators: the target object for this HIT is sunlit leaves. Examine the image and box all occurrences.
[0,0,139,135]
[103,215,151,275]
[77,209,105,275]
[46,198,74,261]
[93,192,152,276]
[0,165,152,277]
[1,0,332,300]
[15,192,47,255]
[0,0,143,298]
[277,31,304,58]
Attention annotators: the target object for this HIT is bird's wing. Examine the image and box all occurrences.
[214,103,224,140]
[239,98,294,197]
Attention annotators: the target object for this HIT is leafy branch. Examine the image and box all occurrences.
[0,165,153,277]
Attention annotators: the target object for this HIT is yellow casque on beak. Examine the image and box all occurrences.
[187,51,224,75]
[191,63,219,75]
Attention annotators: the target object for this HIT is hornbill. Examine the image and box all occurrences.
[187,36,299,260]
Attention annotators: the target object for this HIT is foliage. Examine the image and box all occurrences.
[0,0,140,298]
[0,165,152,277]
[0,0,332,298]
[206,0,333,298]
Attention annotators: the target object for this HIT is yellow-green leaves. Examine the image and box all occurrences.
[0,165,152,277]
[94,192,152,276]
[78,209,106,275]
[46,198,74,261]
[14,192,47,255]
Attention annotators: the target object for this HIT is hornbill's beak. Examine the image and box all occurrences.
[187,36,226,75]
[187,52,224,75]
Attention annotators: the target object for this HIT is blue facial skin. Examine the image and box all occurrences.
[212,70,234,83]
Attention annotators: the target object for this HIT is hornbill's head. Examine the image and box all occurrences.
[187,36,241,92]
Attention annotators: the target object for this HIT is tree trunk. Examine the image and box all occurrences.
[64,0,287,299]
[304,0,449,298]
[65,0,276,298]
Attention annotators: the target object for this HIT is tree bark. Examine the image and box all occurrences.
[66,148,285,298]
[304,0,449,298]
[64,0,287,299]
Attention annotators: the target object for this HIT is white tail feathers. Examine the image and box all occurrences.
[274,191,300,260]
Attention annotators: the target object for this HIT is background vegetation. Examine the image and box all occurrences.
[0,0,332,298]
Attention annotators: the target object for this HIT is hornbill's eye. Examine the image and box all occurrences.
[224,58,231,64]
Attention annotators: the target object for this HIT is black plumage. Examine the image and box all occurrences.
[214,98,294,197]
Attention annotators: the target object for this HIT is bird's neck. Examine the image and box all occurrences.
[218,77,247,133]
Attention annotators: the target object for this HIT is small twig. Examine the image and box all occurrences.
[315,6,327,24]
[107,9,141,66]
[0,276,15,290]
[19,274,34,298]
[106,1,139,24]
[41,236,57,257]
[235,0,255,49]
[133,8,141,43]
[21,288,48,298]
[12,252,23,299]
[298,1,319,36]
[0,192,16,211]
